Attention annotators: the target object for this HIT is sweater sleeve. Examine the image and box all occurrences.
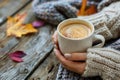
[80,2,120,79]
[78,1,120,40]
[102,2,120,39]
[82,47,120,80]
[97,0,120,11]
[82,38,120,79]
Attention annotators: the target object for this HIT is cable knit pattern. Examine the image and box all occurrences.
[110,39,120,50]
[56,39,120,80]
[56,1,120,80]
[78,12,113,40]
[82,48,120,80]
[102,2,120,39]
[32,0,79,25]
[56,64,81,80]
[97,0,120,11]
[32,0,99,25]
[79,2,120,40]
[79,2,120,80]
[32,1,120,80]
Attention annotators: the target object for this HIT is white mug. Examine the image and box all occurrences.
[57,18,105,54]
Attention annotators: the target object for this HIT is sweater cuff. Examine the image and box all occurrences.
[82,48,120,80]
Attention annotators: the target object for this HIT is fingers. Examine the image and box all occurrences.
[53,31,86,74]
[54,48,68,65]
[64,53,87,61]
[52,31,58,44]
[52,31,87,61]
[52,31,59,49]
[54,48,86,74]
[62,61,86,74]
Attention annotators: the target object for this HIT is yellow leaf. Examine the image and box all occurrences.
[77,0,87,16]
[77,0,97,16]
[6,13,37,37]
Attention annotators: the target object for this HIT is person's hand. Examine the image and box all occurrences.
[52,31,87,74]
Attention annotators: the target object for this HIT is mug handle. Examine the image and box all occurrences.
[92,34,105,48]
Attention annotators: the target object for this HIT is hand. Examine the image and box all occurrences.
[52,31,87,74]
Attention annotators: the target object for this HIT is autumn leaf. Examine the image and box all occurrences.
[7,13,26,28]
[77,0,97,16]
[32,20,45,28]
[84,5,97,15]
[9,51,26,63]
[6,12,37,37]
[77,0,87,16]
[7,23,37,37]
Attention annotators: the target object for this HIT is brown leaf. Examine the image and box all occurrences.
[85,5,97,15]
[77,0,87,16]
[77,0,97,16]
[6,12,37,37]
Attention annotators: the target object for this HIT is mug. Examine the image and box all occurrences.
[57,18,105,54]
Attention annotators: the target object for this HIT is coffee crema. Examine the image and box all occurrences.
[60,23,91,39]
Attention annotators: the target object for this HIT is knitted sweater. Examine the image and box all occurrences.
[78,1,120,80]
[56,1,120,80]
[32,0,120,80]
[32,0,100,25]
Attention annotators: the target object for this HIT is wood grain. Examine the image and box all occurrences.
[0,0,32,25]
[28,52,59,80]
[0,2,57,80]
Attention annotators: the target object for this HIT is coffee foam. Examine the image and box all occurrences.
[60,23,91,39]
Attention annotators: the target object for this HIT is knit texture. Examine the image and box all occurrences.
[78,12,113,40]
[97,0,120,11]
[57,64,102,80]
[32,0,100,25]
[32,0,120,80]
[56,1,120,80]
[109,39,120,50]
[56,39,120,80]
[82,48,120,80]
[78,1,120,40]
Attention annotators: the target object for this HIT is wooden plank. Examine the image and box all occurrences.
[0,3,56,80]
[28,52,59,80]
[0,0,32,25]
[0,4,32,58]
[0,25,55,80]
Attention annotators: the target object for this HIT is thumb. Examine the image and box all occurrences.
[64,52,87,61]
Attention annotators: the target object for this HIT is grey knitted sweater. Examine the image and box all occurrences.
[57,1,120,80]
[32,0,100,25]
[32,0,120,80]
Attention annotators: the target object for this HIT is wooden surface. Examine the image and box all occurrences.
[0,0,31,24]
[0,1,59,80]
[29,52,59,80]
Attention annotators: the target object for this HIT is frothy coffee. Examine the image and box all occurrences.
[60,23,91,39]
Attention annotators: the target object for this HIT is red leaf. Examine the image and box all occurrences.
[10,56,23,62]
[32,20,45,28]
[9,51,26,63]
[10,51,26,58]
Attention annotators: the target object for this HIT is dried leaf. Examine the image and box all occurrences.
[10,56,23,62]
[32,20,45,28]
[77,0,87,16]
[6,12,37,37]
[9,51,26,62]
[85,5,97,15]
[77,0,97,16]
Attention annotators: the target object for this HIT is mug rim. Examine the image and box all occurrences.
[57,18,95,40]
